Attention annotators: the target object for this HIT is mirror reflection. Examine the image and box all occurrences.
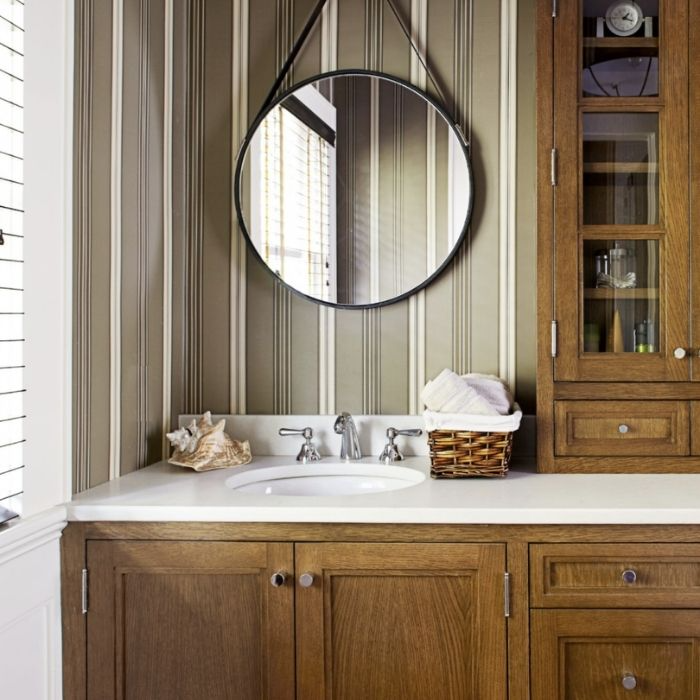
[236,72,472,307]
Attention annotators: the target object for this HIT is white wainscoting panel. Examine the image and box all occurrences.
[0,508,67,700]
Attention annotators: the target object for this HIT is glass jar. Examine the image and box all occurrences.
[594,250,609,287]
[634,319,655,352]
[609,247,628,279]
[609,246,637,287]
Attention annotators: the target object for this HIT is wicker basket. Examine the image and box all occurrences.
[428,429,513,478]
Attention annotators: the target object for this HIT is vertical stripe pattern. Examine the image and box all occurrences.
[72,0,530,487]
[73,0,94,491]
[135,0,150,469]
[319,0,337,414]
[362,308,381,412]
[109,0,123,479]
[230,0,249,414]
[162,0,173,457]
[451,0,472,375]
[270,0,294,412]
[74,0,168,488]
[408,0,428,414]
[499,0,517,392]
[273,281,292,413]
[362,0,382,413]
[184,0,204,413]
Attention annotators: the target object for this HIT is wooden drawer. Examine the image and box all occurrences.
[554,400,689,456]
[531,544,700,608]
[531,610,700,700]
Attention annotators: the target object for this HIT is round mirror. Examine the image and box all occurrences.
[234,70,473,308]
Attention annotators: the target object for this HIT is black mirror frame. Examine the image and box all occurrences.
[233,68,474,310]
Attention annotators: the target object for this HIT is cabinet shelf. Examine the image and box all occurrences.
[583,162,657,174]
[584,287,659,299]
[583,37,658,49]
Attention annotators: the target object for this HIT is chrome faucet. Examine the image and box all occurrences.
[278,427,321,463]
[333,412,362,460]
[379,427,423,464]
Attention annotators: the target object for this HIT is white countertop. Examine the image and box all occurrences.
[66,456,700,524]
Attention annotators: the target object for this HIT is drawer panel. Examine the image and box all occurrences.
[531,610,700,700]
[530,544,700,607]
[554,400,689,456]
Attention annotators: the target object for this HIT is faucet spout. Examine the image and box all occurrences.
[333,412,362,461]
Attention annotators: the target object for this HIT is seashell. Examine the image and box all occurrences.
[167,411,252,471]
[166,419,202,454]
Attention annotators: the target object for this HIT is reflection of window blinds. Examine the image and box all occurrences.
[259,105,332,301]
[0,0,23,517]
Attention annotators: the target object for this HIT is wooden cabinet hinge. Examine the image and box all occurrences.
[81,568,89,614]
[504,572,511,618]
[552,0,557,18]
[551,321,558,358]
[551,148,558,186]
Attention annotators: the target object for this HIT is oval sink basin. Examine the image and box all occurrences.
[225,462,425,497]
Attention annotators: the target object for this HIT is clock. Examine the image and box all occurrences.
[605,1,644,37]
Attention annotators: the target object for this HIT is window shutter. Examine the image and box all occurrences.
[0,0,23,520]
[258,103,334,302]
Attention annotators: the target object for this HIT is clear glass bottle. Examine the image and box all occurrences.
[594,249,609,287]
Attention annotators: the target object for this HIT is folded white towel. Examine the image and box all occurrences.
[424,406,522,432]
[420,368,463,411]
[462,373,513,416]
[421,369,500,416]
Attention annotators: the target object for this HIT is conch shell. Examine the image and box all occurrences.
[166,411,252,471]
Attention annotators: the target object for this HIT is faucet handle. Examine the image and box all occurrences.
[379,427,423,464]
[278,427,321,463]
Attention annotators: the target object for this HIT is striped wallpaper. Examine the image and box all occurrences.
[72,0,537,489]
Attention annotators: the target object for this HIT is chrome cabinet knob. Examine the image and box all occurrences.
[618,424,629,434]
[674,347,687,359]
[622,673,637,690]
[621,569,637,584]
[270,571,286,587]
[299,572,315,588]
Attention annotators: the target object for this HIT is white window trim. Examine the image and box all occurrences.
[22,0,73,515]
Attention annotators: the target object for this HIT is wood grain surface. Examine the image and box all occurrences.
[531,609,700,700]
[536,0,698,471]
[85,540,294,699]
[531,543,700,608]
[295,542,507,700]
[554,400,689,456]
[61,521,700,699]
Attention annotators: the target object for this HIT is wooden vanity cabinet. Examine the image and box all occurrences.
[531,610,700,699]
[84,540,295,700]
[530,543,700,700]
[295,542,506,700]
[68,527,507,700]
[64,523,700,699]
[536,0,700,472]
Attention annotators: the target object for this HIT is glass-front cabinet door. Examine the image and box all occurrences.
[552,0,689,381]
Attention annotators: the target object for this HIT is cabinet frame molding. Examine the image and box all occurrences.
[537,0,700,472]
[62,521,700,700]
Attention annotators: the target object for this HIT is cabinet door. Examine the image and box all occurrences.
[86,540,294,700]
[531,609,700,699]
[295,542,506,700]
[552,0,690,382]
